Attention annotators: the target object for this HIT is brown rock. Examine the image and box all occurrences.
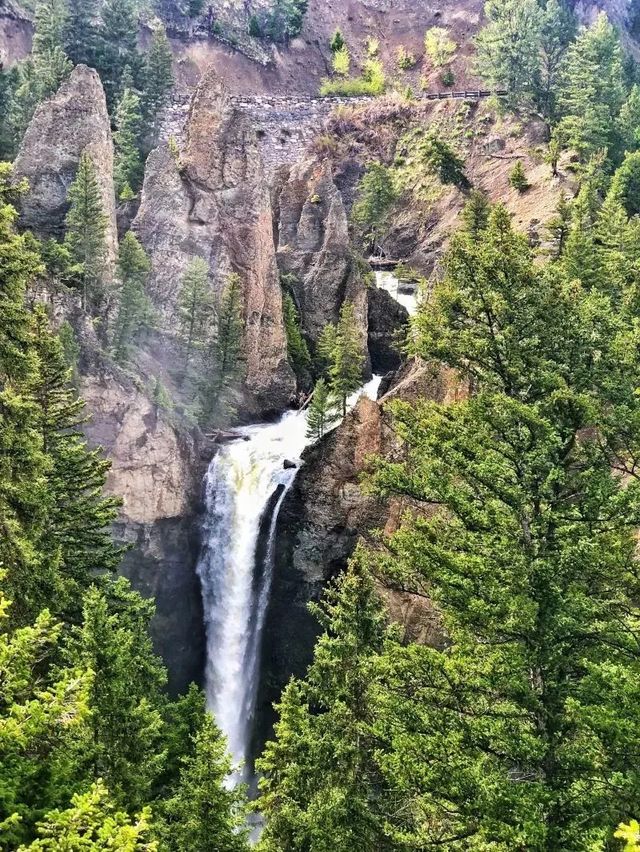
[134,68,295,416]
[14,65,118,270]
[274,157,369,364]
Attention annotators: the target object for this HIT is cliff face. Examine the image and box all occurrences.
[134,70,295,416]
[274,158,370,363]
[79,358,207,695]
[13,65,118,270]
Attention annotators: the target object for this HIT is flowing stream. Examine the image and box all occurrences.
[196,375,383,775]
[375,270,419,316]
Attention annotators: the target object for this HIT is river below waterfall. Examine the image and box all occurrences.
[196,374,383,776]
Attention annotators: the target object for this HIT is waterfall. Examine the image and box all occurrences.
[196,376,383,776]
[375,269,419,315]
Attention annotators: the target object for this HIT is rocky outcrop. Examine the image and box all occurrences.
[256,358,464,745]
[367,286,409,373]
[14,65,118,270]
[81,366,207,695]
[134,69,295,416]
[274,157,370,365]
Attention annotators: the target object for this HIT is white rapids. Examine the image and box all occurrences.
[196,375,383,776]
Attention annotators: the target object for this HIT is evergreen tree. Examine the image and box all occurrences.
[30,307,122,619]
[141,25,174,128]
[475,0,543,107]
[533,0,576,122]
[200,273,245,424]
[112,232,152,364]
[96,0,140,108]
[65,581,167,811]
[330,28,345,53]
[508,159,529,191]
[64,152,108,313]
[177,257,213,369]
[10,0,72,146]
[0,576,91,850]
[18,781,156,852]
[460,188,490,238]
[351,163,397,253]
[113,88,144,200]
[282,293,311,379]
[619,83,640,152]
[607,149,640,217]
[161,715,249,852]
[318,302,364,416]
[419,131,468,187]
[65,0,100,69]
[305,377,338,441]
[258,560,390,852]
[557,12,626,160]
[0,164,54,624]
[546,192,572,258]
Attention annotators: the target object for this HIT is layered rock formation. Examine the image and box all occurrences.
[14,65,118,270]
[134,69,295,416]
[273,157,369,364]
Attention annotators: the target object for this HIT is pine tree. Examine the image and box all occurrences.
[141,25,173,129]
[0,164,54,625]
[30,307,122,619]
[112,232,152,364]
[258,560,390,852]
[177,257,213,369]
[160,716,249,852]
[557,12,626,160]
[200,273,245,425]
[508,159,529,191]
[282,292,311,379]
[0,577,91,850]
[619,83,640,153]
[533,0,576,122]
[545,192,572,258]
[460,188,490,238]
[330,28,345,53]
[17,781,156,852]
[319,302,364,417]
[305,377,338,441]
[95,0,140,108]
[64,152,108,313]
[607,150,640,217]
[9,0,72,146]
[65,0,100,69]
[65,581,168,811]
[351,163,397,253]
[113,88,144,200]
[475,0,543,107]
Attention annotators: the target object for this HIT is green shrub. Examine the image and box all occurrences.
[248,15,261,37]
[424,26,456,67]
[396,45,417,70]
[440,68,455,87]
[366,36,380,57]
[332,45,350,76]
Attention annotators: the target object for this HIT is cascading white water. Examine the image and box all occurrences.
[375,269,419,316]
[196,375,383,775]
